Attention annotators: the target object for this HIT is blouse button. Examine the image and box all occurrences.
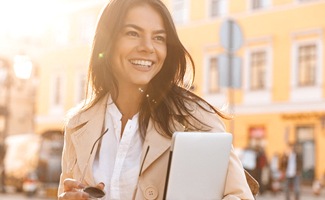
[143,185,158,200]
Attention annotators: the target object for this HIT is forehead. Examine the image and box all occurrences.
[123,4,165,30]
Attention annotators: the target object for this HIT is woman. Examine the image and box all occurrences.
[58,0,258,199]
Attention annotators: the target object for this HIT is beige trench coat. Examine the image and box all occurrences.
[58,94,256,200]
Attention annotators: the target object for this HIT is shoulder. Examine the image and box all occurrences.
[64,94,109,129]
[64,101,85,123]
[180,91,222,117]
[180,96,226,132]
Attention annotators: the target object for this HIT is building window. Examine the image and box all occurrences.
[172,0,189,24]
[208,57,219,93]
[53,75,62,106]
[297,44,316,87]
[76,73,87,103]
[210,0,227,17]
[291,37,322,102]
[50,73,64,114]
[250,51,266,90]
[243,44,272,105]
[203,53,227,107]
[250,0,271,10]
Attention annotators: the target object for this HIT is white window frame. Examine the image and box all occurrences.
[249,50,267,90]
[207,55,220,94]
[243,46,273,104]
[50,73,65,114]
[75,71,87,104]
[203,53,227,108]
[208,0,228,18]
[290,39,323,102]
[248,0,272,10]
[171,0,190,24]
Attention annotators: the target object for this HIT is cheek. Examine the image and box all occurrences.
[110,54,123,76]
[110,45,126,65]
[158,46,167,63]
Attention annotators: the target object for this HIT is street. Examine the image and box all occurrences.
[0,192,54,200]
[0,185,57,200]
[257,192,324,200]
[0,186,324,200]
[256,185,324,200]
[0,193,54,200]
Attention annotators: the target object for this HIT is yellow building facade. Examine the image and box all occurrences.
[34,0,325,183]
[35,1,104,134]
[161,0,325,182]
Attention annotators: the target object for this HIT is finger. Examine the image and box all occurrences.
[95,182,105,190]
[63,178,86,192]
[59,191,89,200]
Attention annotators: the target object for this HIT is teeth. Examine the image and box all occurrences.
[130,60,153,67]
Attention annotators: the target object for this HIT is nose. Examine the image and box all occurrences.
[137,37,154,54]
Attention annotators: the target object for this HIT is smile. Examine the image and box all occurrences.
[130,59,153,68]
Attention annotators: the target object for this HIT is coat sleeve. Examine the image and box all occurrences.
[193,104,255,200]
[222,147,255,200]
[58,126,76,197]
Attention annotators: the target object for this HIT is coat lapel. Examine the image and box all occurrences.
[139,119,186,174]
[69,95,108,185]
[68,95,187,183]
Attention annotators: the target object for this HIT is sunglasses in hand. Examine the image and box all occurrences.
[79,128,109,199]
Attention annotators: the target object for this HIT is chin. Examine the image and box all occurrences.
[132,79,152,86]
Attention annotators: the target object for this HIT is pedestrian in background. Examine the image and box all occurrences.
[0,142,6,193]
[312,170,325,196]
[241,145,257,180]
[57,0,258,199]
[280,143,303,200]
[270,152,282,195]
[256,145,268,194]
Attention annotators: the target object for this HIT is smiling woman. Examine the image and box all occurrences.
[57,0,258,199]
[111,4,167,96]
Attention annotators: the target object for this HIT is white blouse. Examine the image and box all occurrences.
[93,97,143,200]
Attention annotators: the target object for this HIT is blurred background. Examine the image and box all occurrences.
[0,0,324,199]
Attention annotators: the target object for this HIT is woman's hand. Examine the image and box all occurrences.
[58,178,89,200]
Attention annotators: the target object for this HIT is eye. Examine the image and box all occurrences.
[126,31,139,37]
[154,35,166,42]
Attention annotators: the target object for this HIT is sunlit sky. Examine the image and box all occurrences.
[0,0,106,79]
[0,0,62,38]
[0,0,94,79]
[0,0,107,39]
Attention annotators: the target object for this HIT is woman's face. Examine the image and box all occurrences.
[111,4,167,90]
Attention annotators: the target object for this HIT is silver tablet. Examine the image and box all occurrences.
[163,132,233,200]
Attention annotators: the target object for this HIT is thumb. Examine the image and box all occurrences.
[95,182,105,190]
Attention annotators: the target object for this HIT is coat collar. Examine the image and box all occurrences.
[139,118,186,174]
[69,95,108,185]
[139,120,171,174]
[68,94,186,184]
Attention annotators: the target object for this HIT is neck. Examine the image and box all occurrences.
[114,86,145,119]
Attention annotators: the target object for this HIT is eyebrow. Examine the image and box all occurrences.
[123,24,166,35]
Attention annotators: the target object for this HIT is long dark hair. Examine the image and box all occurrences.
[84,0,228,138]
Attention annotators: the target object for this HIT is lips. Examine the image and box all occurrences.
[129,59,154,68]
